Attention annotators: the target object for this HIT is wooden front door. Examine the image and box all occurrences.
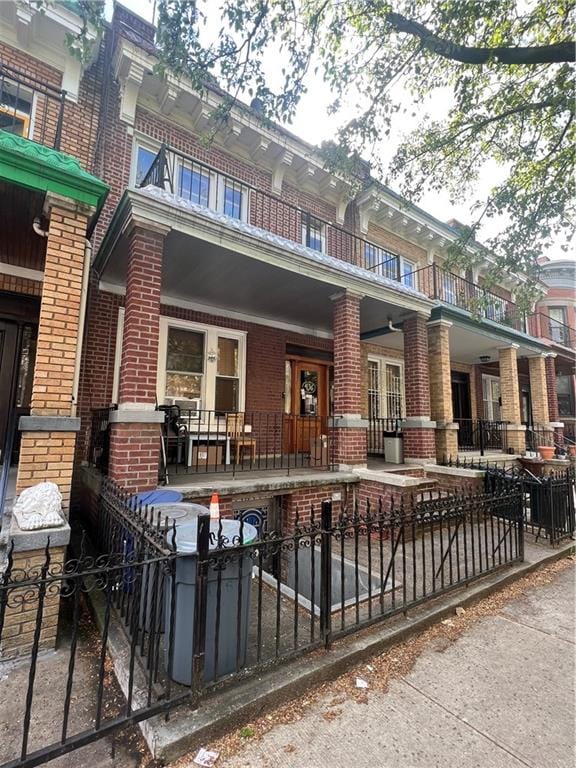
[284,361,329,454]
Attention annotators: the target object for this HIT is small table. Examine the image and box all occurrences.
[186,433,232,467]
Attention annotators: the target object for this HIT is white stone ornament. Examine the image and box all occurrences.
[13,482,65,531]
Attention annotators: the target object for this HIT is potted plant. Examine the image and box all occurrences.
[538,445,555,461]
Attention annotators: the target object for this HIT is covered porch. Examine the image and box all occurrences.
[88,186,434,491]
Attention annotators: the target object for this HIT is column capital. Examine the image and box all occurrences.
[545,352,558,359]
[526,351,548,359]
[427,319,453,329]
[497,342,520,351]
[123,215,171,238]
[44,191,95,219]
[329,289,365,302]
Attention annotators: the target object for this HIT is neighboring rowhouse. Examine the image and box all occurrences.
[0,2,569,538]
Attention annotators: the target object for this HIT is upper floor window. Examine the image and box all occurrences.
[178,161,211,207]
[302,214,325,253]
[0,79,32,139]
[549,307,567,343]
[222,179,245,220]
[364,243,399,280]
[401,258,417,288]
[135,145,158,186]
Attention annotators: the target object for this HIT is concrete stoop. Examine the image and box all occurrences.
[90,539,574,763]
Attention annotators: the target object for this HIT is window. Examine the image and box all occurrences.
[157,318,246,414]
[178,162,211,206]
[482,374,501,421]
[368,357,404,420]
[302,214,325,253]
[401,258,416,288]
[215,336,239,412]
[0,80,32,139]
[557,375,574,418]
[222,180,244,219]
[135,145,158,187]
[165,328,204,401]
[364,243,399,280]
[548,307,567,343]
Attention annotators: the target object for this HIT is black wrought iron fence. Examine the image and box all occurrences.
[367,416,403,456]
[0,482,525,768]
[485,465,575,545]
[456,418,508,454]
[161,408,333,477]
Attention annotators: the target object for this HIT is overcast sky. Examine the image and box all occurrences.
[107,0,570,262]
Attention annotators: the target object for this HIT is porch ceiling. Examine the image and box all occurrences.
[100,229,418,336]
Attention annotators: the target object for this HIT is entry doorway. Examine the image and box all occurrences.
[451,371,472,422]
[0,293,39,468]
[284,358,331,455]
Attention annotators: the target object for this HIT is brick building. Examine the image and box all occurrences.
[0,2,572,543]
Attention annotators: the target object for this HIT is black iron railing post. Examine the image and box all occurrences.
[320,500,332,648]
[54,89,66,150]
[479,419,485,456]
[432,263,438,299]
[192,513,210,695]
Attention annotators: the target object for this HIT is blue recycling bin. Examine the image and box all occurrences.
[165,518,257,684]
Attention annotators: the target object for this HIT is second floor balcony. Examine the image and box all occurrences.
[527,312,576,349]
[0,61,66,150]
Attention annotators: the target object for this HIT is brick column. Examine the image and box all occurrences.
[498,344,525,454]
[108,223,167,491]
[16,194,92,515]
[330,291,367,468]
[545,353,564,444]
[403,313,436,463]
[427,320,458,462]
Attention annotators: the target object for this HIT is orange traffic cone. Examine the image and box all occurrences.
[209,492,220,520]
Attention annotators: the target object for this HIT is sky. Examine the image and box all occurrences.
[107,0,570,262]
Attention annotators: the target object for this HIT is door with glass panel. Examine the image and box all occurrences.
[284,361,329,455]
[548,307,567,344]
[367,358,404,454]
[481,375,501,421]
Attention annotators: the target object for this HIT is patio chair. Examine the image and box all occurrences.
[226,413,257,464]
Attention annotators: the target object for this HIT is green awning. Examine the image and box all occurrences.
[0,130,108,213]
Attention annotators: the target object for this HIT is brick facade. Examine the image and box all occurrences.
[498,345,525,454]
[403,314,435,461]
[15,200,90,516]
[428,320,457,461]
[528,355,550,426]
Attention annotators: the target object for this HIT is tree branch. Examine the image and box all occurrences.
[386,12,575,64]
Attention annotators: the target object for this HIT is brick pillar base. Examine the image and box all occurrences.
[108,422,162,492]
[505,426,526,455]
[331,426,367,468]
[16,430,77,516]
[435,426,459,464]
[403,426,436,463]
[0,546,66,659]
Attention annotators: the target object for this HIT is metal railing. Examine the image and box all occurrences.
[0,61,66,149]
[456,418,508,455]
[485,465,575,545]
[160,407,333,477]
[0,484,524,767]
[403,264,526,332]
[525,423,555,452]
[367,416,403,456]
[527,312,575,348]
[140,143,400,271]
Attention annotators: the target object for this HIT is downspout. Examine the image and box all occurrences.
[71,240,92,417]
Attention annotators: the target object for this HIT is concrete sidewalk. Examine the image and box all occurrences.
[218,563,575,768]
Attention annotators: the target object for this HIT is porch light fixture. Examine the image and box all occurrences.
[479,355,491,363]
[207,349,217,363]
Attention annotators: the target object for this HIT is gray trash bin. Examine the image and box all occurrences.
[384,434,403,464]
[140,503,209,632]
[165,518,257,684]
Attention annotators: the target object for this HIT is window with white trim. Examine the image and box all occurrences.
[302,214,325,253]
[367,357,404,420]
[481,374,501,421]
[134,143,159,187]
[0,80,32,139]
[401,258,417,288]
[157,318,246,413]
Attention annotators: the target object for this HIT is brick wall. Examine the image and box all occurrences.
[528,356,550,425]
[403,314,431,418]
[0,274,42,297]
[0,546,65,659]
[333,292,361,415]
[366,222,427,266]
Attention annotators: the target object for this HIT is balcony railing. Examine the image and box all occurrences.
[527,312,575,348]
[0,62,66,149]
[403,264,526,332]
[140,143,407,273]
